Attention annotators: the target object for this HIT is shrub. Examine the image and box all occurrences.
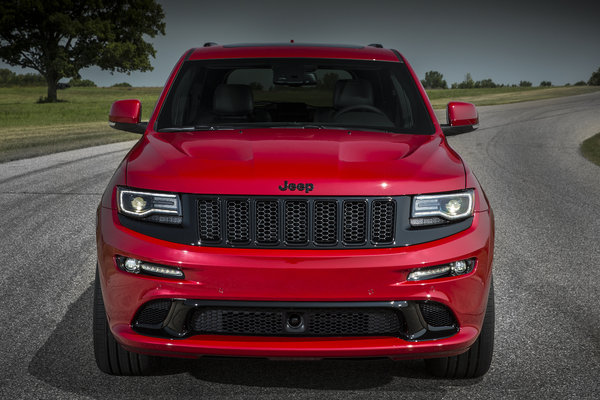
[574,81,587,86]
[112,82,132,87]
[540,81,552,87]
[589,67,600,86]
[69,78,96,87]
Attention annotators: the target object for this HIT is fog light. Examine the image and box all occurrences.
[116,256,184,279]
[140,263,184,278]
[124,258,140,274]
[407,258,475,281]
[452,260,467,274]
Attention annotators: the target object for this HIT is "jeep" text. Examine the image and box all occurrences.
[278,181,314,193]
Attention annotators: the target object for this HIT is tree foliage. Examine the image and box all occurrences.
[519,81,532,87]
[69,78,97,87]
[0,68,45,86]
[421,71,447,89]
[0,0,165,102]
[589,67,600,86]
[540,81,552,87]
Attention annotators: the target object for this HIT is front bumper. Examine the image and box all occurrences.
[97,206,493,359]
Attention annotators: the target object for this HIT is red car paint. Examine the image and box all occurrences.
[97,43,493,361]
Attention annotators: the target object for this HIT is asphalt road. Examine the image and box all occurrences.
[1,93,599,399]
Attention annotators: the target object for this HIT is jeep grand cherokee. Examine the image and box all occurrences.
[95,43,494,378]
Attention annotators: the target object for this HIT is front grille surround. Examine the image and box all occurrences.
[196,196,399,249]
[131,299,459,341]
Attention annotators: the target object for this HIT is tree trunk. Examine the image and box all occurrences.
[45,73,58,102]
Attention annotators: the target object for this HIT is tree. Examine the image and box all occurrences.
[589,67,600,86]
[0,1,165,102]
[474,78,497,89]
[421,70,447,89]
[540,81,552,87]
[457,73,475,89]
[519,80,532,87]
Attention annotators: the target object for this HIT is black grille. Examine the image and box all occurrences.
[256,201,279,244]
[191,309,283,335]
[371,200,395,243]
[198,199,221,242]
[135,300,171,326]
[285,201,308,244]
[419,302,456,327]
[307,311,400,336]
[226,200,250,244]
[196,196,397,249]
[343,201,367,244]
[314,201,337,244]
[189,307,403,337]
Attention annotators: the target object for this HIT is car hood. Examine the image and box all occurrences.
[126,129,465,196]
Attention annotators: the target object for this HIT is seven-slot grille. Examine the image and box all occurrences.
[197,197,396,248]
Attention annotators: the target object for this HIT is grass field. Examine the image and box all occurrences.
[0,86,161,162]
[581,132,600,167]
[426,85,600,109]
[1,85,599,163]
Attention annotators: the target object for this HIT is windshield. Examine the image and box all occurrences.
[156,58,435,134]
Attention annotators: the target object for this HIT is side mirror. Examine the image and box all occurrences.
[109,99,147,134]
[441,101,479,135]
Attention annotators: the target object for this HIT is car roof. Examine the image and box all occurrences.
[186,43,402,62]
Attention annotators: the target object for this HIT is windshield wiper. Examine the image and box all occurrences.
[158,125,237,132]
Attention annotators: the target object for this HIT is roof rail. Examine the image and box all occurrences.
[367,43,383,48]
[203,42,218,47]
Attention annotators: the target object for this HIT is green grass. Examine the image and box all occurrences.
[1,85,600,163]
[581,132,600,167]
[426,86,600,109]
[0,86,161,162]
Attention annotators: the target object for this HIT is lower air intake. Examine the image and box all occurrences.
[189,307,404,337]
[419,302,456,327]
[134,299,171,326]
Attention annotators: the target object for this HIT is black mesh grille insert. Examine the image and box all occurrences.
[227,200,250,243]
[191,309,283,335]
[314,201,337,244]
[284,200,308,244]
[198,199,221,242]
[189,307,403,336]
[135,300,171,325]
[307,310,400,336]
[371,200,395,243]
[195,197,397,248]
[419,302,456,327]
[256,200,279,244]
[343,201,367,244]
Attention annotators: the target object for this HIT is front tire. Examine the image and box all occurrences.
[425,278,495,378]
[93,265,155,375]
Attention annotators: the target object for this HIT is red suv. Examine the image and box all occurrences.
[95,43,494,378]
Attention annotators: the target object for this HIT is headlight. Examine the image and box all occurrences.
[411,190,474,227]
[117,187,182,222]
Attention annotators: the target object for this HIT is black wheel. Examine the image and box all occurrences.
[425,278,495,379]
[93,265,155,375]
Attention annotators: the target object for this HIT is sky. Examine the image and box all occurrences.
[2,0,600,87]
